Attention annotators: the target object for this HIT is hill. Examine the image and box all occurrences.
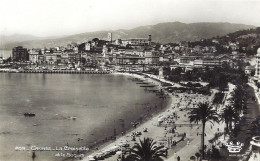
[0,22,255,49]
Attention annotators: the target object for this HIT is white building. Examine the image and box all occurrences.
[29,49,40,64]
[254,48,260,82]
[85,42,91,51]
[108,32,112,42]
[158,67,164,79]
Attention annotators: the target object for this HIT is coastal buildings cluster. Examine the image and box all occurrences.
[0,32,254,73]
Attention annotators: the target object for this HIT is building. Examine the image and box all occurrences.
[179,55,203,65]
[29,49,40,64]
[85,42,91,51]
[202,58,221,67]
[45,54,57,64]
[254,48,260,83]
[245,65,255,75]
[121,35,152,46]
[12,46,29,62]
[61,53,69,64]
[116,55,145,65]
[38,55,45,64]
[158,67,164,79]
[108,32,112,42]
[68,53,76,63]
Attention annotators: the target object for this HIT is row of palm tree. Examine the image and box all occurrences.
[124,94,246,161]
[229,85,247,114]
[124,102,221,161]
[188,85,247,159]
[247,116,260,138]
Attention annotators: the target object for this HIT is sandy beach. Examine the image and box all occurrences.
[78,72,232,161]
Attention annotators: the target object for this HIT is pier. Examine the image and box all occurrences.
[140,85,157,87]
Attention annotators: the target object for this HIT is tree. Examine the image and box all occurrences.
[218,73,228,92]
[4,57,12,63]
[221,105,239,132]
[188,102,219,159]
[231,85,247,114]
[92,38,99,42]
[248,117,260,137]
[81,57,86,65]
[126,137,167,161]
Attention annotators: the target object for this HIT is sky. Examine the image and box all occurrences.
[0,0,260,37]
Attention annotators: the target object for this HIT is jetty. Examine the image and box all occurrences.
[136,82,150,84]
[140,85,157,87]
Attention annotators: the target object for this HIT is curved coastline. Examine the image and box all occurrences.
[75,72,174,161]
[0,72,168,161]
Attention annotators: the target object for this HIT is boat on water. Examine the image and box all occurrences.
[69,116,77,120]
[24,113,36,117]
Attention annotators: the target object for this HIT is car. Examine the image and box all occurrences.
[42,66,48,70]
[52,67,57,70]
[35,67,41,70]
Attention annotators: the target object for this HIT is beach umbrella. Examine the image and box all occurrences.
[95,152,103,158]
[110,145,120,151]
[88,155,95,161]
[116,151,122,155]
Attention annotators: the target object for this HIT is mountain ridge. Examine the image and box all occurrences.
[0,22,255,49]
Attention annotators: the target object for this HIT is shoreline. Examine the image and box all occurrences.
[79,72,228,161]
[77,72,174,161]
[63,72,173,161]
[79,72,214,161]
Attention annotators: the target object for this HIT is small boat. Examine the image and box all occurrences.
[24,113,36,117]
[69,116,77,120]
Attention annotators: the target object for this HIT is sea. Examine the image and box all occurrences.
[0,73,168,161]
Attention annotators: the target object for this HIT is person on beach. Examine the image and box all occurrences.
[32,151,36,161]
[177,155,180,161]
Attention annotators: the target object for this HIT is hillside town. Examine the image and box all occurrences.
[0,30,259,74]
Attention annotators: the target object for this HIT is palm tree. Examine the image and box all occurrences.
[189,102,219,159]
[221,105,239,132]
[246,117,260,142]
[231,85,247,113]
[248,116,260,136]
[126,137,167,161]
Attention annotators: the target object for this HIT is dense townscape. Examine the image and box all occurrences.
[0,27,259,74]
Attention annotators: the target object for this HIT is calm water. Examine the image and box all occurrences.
[0,73,166,161]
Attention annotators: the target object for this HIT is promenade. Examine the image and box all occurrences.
[0,68,111,74]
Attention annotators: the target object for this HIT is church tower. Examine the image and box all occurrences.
[108,33,112,42]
